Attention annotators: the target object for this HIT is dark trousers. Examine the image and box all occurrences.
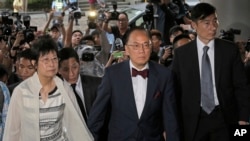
[194,106,230,141]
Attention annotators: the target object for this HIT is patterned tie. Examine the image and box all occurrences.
[71,84,88,121]
[201,46,215,114]
[132,68,149,79]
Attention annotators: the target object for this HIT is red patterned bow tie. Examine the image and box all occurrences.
[132,68,149,79]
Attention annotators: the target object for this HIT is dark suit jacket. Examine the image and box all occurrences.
[172,38,250,141]
[88,60,179,141]
[79,75,102,115]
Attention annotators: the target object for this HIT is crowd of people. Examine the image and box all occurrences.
[0,1,250,141]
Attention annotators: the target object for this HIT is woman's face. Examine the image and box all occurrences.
[37,51,58,79]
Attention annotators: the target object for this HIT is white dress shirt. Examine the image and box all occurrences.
[65,75,88,115]
[196,37,219,106]
[129,61,149,118]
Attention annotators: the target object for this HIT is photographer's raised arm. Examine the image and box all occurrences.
[43,11,54,35]
[64,14,74,48]
[102,12,112,33]
[10,32,24,57]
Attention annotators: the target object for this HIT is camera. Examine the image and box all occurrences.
[73,11,81,19]
[81,52,95,61]
[219,28,241,42]
[108,1,119,20]
[68,2,82,19]
[0,11,13,36]
[143,4,154,23]
[76,44,99,62]
[23,15,31,28]
[23,27,36,43]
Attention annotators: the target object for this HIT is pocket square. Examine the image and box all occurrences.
[153,91,161,99]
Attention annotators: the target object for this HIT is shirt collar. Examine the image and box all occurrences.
[129,60,149,71]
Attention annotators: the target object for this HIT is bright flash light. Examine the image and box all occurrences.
[89,11,97,17]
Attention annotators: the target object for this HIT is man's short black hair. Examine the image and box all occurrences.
[150,29,162,40]
[31,35,58,62]
[16,49,36,61]
[169,25,184,37]
[91,30,101,37]
[119,12,128,20]
[72,30,83,36]
[173,34,191,49]
[59,47,80,67]
[81,35,95,44]
[191,3,216,21]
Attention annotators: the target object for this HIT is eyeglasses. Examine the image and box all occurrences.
[39,57,58,65]
[126,42,152,50]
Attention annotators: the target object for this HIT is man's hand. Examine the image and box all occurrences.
[239,121,250,125]
[162,47,172,60]
[244,51,250,64]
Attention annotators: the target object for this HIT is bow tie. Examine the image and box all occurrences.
[132,68,149,79]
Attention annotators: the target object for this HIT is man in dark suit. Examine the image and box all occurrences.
[88,27,180,141]
[172,3,250,141]
[58,47,102,121]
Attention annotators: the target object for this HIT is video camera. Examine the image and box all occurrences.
[143,4,154,23]
[109,1,119,20]
[0,11,13,36]
[219,28,241,42]
[12,14,37,44]
[68,2,81,19]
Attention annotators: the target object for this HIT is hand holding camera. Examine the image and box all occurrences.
[161,46,173,60]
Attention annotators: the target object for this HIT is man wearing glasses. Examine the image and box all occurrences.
[88,27,180,141]
[102,12,130,52]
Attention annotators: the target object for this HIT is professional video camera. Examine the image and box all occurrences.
[76,43,104,77]
[0,11,13,36]
[108,1,119,20]
[142,3,154,30]
[68,2,82,19]
[219,28,241,42]
[143,4,154,23]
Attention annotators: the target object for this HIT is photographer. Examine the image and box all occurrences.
[10,32,31,60]
[66,0,80,26]
[43,11,66,50]
[84,18,112,66]
[102,12,130,52]
[0,38,12,75]
[64,18,83,48]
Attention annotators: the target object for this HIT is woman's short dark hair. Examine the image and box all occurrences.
[31,35,58,62]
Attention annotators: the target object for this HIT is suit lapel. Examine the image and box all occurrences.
[214,39,222,89]
[122,61,139,120]
[189,41,202,101]
[140,62,158,119]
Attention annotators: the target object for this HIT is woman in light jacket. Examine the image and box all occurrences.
[3,35,93,141]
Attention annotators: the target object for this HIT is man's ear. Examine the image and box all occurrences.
[125,45,130,56]
[191,21,197,31]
